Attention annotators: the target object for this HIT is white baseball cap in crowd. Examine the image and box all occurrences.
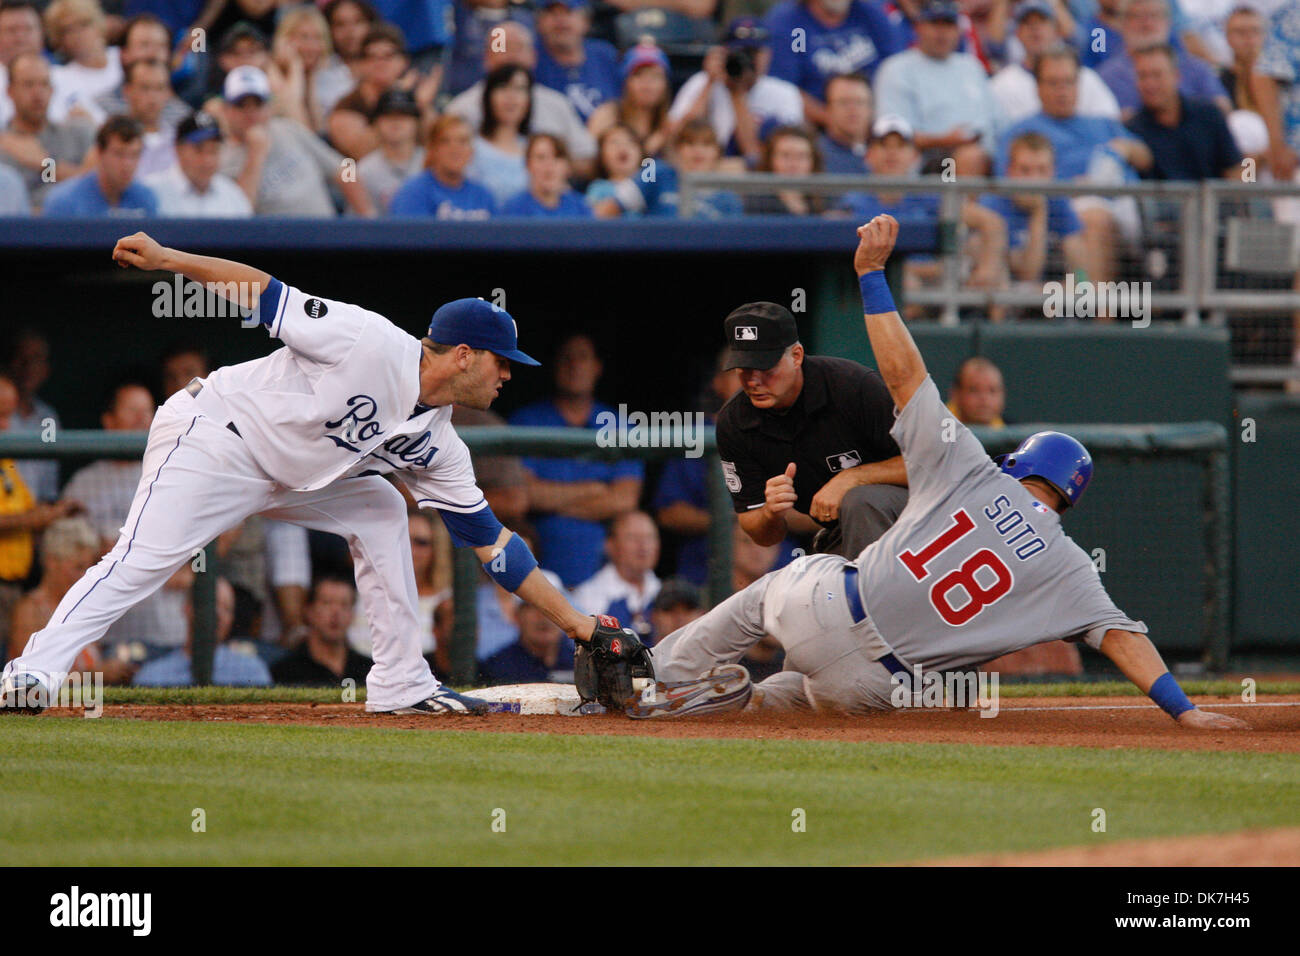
[870,114,915,143]
[223,65,271,104]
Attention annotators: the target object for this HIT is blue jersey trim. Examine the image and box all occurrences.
[437,503,504,548]
[261,278,286,333]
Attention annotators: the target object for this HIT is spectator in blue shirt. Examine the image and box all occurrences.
[979,130,1085,284]
[764,0,901,126]
[998,45,1153,283]
[508,333,644,588]
[653,355,742,586]
[1079,0,1126,69]
[585,123,645,215]
[0,165,31,215]
[501,132,593,217]
[534,0,619,124]
[389,114,496,218]
[1125,43,1242,180]
[1097,0,1230,118]
[479,602,575,684]
[369,0,454,67]
[817,73,873,174]
[673,120,742,219]
[844,114,1007,294]
[44,115,159,218]
[445,0,535,97]
[134,577,273,687]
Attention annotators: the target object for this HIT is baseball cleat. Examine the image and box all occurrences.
[625,664,752,719]
[0,673,50,715]
[379,685,493,716]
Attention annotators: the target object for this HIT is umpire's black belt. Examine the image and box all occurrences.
[185,378,241,438]
[843,564,909,678]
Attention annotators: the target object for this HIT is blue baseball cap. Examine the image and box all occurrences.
[1014,0,1056,22]
[919,0,961,22]
[427,299,541,365]
[621,43,670,79]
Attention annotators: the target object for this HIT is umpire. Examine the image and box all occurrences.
[716,303,907,557]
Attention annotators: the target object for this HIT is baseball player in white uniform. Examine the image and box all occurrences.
[630,217,1247,731]
[1,232,639,715]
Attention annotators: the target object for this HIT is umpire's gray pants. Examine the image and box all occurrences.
[651,553,900,714]
[814,484,909,558]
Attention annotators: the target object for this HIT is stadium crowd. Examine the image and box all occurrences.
[2,2,1299,255]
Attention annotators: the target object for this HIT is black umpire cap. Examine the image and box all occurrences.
[722,302,800,370]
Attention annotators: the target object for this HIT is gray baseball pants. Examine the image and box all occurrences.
[651,553,903,713]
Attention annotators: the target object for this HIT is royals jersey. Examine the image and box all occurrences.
[854,377,1145,671]
[205,280,491,536]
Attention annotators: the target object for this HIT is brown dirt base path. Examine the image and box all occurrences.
[923,827,1300,866]
[51,694,1300,753]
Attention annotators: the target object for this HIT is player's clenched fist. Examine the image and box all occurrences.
[763,462,798,518]
[112,232,169,272]
[854,214,899,276]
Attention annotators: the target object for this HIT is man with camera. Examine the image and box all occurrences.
[667,18,803,165]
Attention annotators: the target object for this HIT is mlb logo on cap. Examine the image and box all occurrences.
[721,302,800,370]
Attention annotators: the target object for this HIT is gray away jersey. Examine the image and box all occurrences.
[854,377,1145,671]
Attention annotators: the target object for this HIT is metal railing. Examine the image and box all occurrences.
[679,172,1300,338]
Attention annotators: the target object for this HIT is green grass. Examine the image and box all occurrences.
[92,679,1300,706]
[2,718,1296,865]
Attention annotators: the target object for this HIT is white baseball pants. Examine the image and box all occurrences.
[3,389,437,710]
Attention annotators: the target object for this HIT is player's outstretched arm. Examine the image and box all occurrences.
[112,232,273,313]
[471,528,597,642]
[854,215,928,411]
[1098,629,1249,730]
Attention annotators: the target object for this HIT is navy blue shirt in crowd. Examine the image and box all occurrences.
[818,132,868,174]
[534,39,621,123]
[389,170,496,218]
[500,188,593,218]
[480,639,575,684]
[507,399,645,588]
[1125,95,1242,181]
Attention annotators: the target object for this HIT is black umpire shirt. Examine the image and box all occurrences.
[716,355,901,516]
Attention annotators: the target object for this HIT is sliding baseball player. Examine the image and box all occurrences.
[630,216,1247,730]
[1,233,643,715]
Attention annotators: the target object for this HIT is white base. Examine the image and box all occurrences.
[470,683,590,716]
[470,679,654,716]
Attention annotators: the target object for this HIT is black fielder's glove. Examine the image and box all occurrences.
[574,614,655,712]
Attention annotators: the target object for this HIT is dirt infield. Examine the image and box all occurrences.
[922,827,1300,866]
[54,694,1300,753]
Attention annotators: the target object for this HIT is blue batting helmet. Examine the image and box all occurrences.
[998,431,1093,507]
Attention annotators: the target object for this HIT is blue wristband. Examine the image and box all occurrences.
[1148,672,1195,719]
[482,533,538,592]
[860,270,896,315]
